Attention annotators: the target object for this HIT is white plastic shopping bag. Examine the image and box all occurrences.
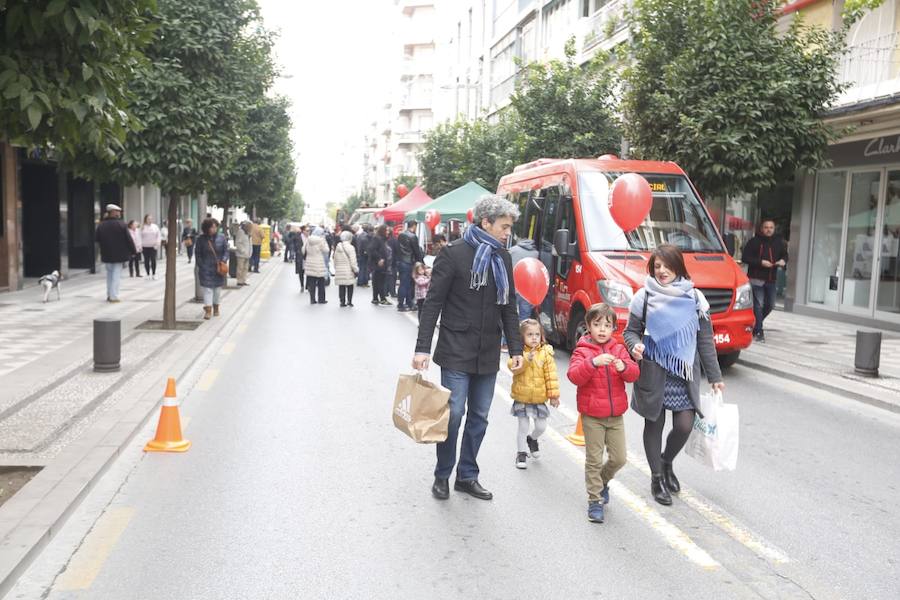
[685,390,739,471]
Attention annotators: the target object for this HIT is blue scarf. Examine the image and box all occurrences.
[463,225,509,304]
[629,277,709,381]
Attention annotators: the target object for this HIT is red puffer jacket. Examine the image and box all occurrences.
[567,336,640,418]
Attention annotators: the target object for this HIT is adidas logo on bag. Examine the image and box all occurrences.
[394,395,412,423]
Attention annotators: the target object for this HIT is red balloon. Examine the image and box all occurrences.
[513,258,550,307]
[466,208,474,223]
[598,154,619,160]
[397,184,409,198]
[425,209,441,229]
[609,173,652,233]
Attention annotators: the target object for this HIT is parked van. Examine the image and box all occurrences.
[497,157,754,367]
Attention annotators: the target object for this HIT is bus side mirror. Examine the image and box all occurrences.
[554,229,577,258]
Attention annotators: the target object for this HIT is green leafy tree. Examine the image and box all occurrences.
[341,190,373,216]
[109,0,274,328]
[209,95,295,226]
[622,0,846,200]
[287,190,305,222]
[420,114,525,198]
[510,37,621,161]
[0,0,156,158]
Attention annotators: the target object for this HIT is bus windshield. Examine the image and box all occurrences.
[577,172,723,253]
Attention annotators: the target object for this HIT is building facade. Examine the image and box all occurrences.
[783,0,900,329]
[0,141,204,292]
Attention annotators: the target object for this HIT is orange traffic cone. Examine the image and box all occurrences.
[566,415,585,446]
[144,378,191,452]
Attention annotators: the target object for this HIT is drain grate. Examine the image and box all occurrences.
[23,308,45,312]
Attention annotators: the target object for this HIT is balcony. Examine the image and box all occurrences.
[396,130,426,145]
[835,31,900,107]
[398,95,433,111]
[401,58,434,77]
[581,0,629,53]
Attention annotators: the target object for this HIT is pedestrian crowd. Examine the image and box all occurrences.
[412,195,726,524]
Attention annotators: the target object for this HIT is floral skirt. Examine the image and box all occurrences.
[510,402,550,419]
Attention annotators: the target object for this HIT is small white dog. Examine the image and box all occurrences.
[39,270,61,303]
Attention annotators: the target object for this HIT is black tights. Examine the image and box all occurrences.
[339,285,353,305]
[643,409,695,475]
[371,272,386,302]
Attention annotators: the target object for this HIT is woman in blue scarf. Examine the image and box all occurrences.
[624,244,724,506]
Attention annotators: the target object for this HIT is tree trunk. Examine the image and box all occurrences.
[163,193,179,329]
[222,199,231,237]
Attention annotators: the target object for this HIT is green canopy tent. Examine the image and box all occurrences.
[407,181,493,223]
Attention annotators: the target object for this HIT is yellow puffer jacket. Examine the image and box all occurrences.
[508,344,560,404]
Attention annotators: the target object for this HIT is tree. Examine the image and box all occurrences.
[341,190,372,216]
[419,115,525,198]
[510,37,621,161]
[209,95,295,227]
[0,0,156,159]
[622,0,846,200]
[110,0,275,328]
[287,190,305,222]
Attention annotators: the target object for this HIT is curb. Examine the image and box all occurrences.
[736,357,900,415]
[0,262,281,598]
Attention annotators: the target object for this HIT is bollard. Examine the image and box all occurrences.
[193,263,203,303]
[854,330,881,377]
[93,318,121,372]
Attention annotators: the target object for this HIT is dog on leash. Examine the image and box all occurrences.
[38,270,61,303]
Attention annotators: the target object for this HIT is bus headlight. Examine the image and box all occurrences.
[598,280,634,308]
[733,283,752,310]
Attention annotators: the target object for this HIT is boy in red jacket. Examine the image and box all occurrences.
[567,303,639,523]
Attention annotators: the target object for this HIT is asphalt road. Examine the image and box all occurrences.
[11,263,900,600]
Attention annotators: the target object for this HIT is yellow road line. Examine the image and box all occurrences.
[237,323,247,333]
[196,368,219,391]
[221,341,236,356]
[55,507,135,590]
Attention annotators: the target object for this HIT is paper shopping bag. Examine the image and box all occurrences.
[392,372,450,443]
[685,390,739,471]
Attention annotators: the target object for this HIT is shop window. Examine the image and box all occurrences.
[808,171,846,307]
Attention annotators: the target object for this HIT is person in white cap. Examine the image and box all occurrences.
[95,204,136,302]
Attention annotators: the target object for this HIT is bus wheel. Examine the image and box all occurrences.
[568,306,587,351]
[717,351,740,369]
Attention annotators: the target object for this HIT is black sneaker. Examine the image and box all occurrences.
[754,331,765,343]
[526,435,540,458]
[379,299,392,306]
[516,452,527,469]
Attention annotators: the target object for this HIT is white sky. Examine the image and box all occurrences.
[258,0,397,209]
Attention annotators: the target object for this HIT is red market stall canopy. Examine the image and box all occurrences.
[378,186,432,224]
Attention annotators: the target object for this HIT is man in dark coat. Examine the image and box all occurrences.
[95,204,136,303]
[413,195,524,501]
[396,220,424,312]
[741,219,788,342]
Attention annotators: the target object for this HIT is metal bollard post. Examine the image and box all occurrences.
[193,264,203,303]
[93,318,121,372]
[854,330,882,377]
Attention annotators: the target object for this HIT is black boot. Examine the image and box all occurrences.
[662,458,680,494]
[651,474,672,506]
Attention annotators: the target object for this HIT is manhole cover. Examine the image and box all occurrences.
[23,308,45,312]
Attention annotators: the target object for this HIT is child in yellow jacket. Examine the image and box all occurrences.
[508,319,560,469]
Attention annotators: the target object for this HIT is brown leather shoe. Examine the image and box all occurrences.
[203,306,212,320]
[213,304,220,317]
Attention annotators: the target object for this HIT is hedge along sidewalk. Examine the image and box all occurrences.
[0,260,282,598]
[736,308,900,414]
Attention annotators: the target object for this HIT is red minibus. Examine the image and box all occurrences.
[497,157,754,367]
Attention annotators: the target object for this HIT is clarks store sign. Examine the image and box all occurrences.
[829,135,900,167]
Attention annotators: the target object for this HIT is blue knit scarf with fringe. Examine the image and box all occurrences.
[630,277,708,381]
[463,225,509,305]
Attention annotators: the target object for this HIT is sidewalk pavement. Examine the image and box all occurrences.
[0,257,280,597]
[737,308,900,413]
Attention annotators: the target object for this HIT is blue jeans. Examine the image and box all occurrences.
[397,261,413,308]
[751,281,777,335]
[435,369,498,481]
[105,262,123,300]
[357,255,369,285]
[250,245,261,271]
